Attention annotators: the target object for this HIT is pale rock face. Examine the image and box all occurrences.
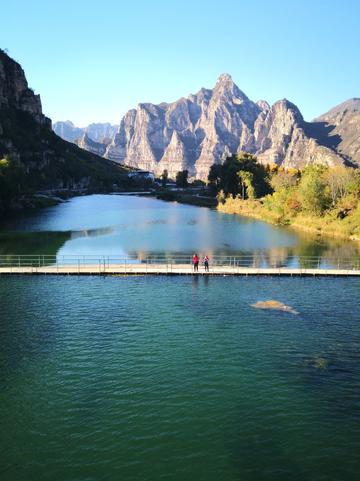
[254,99,304,164]
[156,130,189,177]
[254,99,344,168]
[105,73,263,178]
[85,123,117,143]
[193,74,261,177]
[256,100,270,112]
[76,133,107,157]
[313,99,360,167]
[54,121,83,142]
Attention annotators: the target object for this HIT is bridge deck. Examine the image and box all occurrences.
[0,264,359,276]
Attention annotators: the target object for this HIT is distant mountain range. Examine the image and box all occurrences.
[53,121,118,144]
[54,74,360,179]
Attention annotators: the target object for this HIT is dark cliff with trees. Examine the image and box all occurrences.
[0,49,129,215]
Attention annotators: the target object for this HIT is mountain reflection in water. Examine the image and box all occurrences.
[0,194,359,266]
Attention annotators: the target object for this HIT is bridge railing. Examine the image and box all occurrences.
[0,254,360,270]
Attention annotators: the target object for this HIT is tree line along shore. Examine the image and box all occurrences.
[207,152,360,242]
[2,147,360,243]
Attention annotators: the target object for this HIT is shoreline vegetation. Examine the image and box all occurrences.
[217,197,360,242]
[211,153,360,243]
[2,150,360,245]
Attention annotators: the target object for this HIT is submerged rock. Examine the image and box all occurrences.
[304,357,329,370]
[251,300,299,315]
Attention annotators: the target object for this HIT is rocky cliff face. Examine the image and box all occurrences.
[0,50,50,128]
[313,98,360,167]
[0,49,127,197]
[76,133,107,156]
[105,74,265,178]
[86,123,118,143]
[254,99,343,168]
[102,74,348,178]
[53,74,357,179]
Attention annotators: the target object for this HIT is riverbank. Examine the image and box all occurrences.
[218,197,360,242]
[156,189,217,207]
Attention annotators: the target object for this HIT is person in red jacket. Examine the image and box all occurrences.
[192,253,199,272]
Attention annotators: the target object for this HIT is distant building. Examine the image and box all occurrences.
[127,171,155,181]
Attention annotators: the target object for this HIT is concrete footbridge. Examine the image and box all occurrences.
[0,255,360,276]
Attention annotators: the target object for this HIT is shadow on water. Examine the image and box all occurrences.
[0,231,70,256]
[0,277,62,383]
[228,417,313,481]
[297,347,360,417]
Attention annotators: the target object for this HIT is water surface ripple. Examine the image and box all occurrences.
[1,276,360,481]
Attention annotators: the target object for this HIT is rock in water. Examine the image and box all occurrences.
[251,300,298,315]
[304,357,329,370]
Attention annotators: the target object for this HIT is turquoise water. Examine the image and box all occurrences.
[1,195,359,264]
[1,275,360,481]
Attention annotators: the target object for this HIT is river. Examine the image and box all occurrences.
[0,195,360,481]
[1,194,359,266]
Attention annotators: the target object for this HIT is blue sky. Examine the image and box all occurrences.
[1,0,359,125]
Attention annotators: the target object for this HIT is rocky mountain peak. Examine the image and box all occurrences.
[216,73,234,85]
[271,99,304,122]
[256,100,270,111]
[213,73,248,101]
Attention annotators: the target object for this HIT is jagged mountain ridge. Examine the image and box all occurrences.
[54,75,358,179]
[103,74,350,178]
[105,74,266,178]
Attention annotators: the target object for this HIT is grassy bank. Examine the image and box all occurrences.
[218,197,360,241]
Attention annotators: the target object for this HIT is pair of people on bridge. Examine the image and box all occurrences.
[192,254,209,272]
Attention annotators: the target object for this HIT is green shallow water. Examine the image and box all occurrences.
[1,275,360,481]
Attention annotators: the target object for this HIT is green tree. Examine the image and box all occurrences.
[0,156,26,212]
[237,170,255,199]
[348,169,360,197]
[270,170,298,191]
[208,163,222,194]
[323,165,354,206]
[161,169,168,188]
[176,170,188,188]
[298,165,331,215]
[208,151,271,198]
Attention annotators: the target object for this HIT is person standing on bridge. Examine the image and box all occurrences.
[203,255,209,272]
[192,253,199,272]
